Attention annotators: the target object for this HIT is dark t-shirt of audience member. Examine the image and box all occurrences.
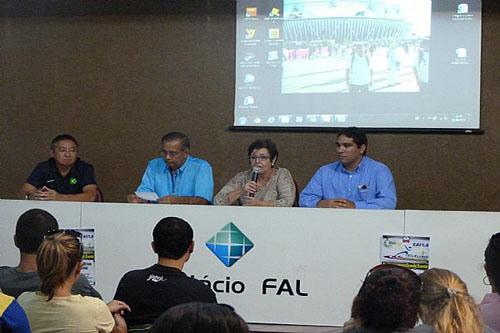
[0,266,101,299]
[114,264,217,327]
[26,158,96,194]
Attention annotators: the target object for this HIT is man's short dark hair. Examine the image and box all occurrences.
[15,209,59,254]
[50,134,79,150]
[337,127,368,155]
[149,302,250,333]
[161,132,190,151]
[247,139,279,162]
[153,217,193,260]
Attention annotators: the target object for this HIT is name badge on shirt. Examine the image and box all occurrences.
[358,184,369,192]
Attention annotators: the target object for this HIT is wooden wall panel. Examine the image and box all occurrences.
[1,2,499,210]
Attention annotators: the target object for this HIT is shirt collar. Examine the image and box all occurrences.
[340,156,365,174]
[166,155,191,175]
[49,157,79,175]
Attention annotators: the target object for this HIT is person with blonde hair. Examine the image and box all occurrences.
[417,268,495,333]
[17,230,130,333]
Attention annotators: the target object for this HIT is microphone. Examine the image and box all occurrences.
[249,166,261,197]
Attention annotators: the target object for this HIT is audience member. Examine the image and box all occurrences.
[128,132,213,204]
[114,217,216,327]
[417,268,493,333]
[343,264,421,333]
[0,292,30,333]
[0,208,100,299]
[214,139,296,207]
[482,232,500,332]
[17,230,129,332]
[20,134,97,202]
[149,302,249,333]
[300,127,396,209]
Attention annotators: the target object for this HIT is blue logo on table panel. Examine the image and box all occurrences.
[206,223,254,267]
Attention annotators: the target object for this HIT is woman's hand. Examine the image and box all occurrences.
[243,180,258,195]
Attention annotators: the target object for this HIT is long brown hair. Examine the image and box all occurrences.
[36,231,82,301]
[420,268,484,333]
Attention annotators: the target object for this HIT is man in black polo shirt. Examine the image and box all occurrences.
[114,216,217,327]
[21,134,97,202]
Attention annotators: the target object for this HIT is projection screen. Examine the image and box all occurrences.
[233,0,482,131]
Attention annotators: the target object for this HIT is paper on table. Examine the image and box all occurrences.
[135,191,159,201]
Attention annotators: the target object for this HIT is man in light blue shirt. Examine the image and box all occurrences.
[299,127,396,209]
[128,132,213,204]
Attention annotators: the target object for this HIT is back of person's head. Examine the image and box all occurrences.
[37,231,83,301]
[419,268,484,333]
[161,132,190,151]
[149,302,249,333]
[15,209,59,254]
[485,232,500,292]
[337,127,368,154]
[351,264,421,331]
[153,217,193,260]
[50,134,79,150]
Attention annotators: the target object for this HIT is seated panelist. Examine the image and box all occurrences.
[20,134,97,202]
[299,127,396,209]
[128,132,213,205]
[214,139,295,207]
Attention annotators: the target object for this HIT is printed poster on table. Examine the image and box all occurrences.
[78,229,96,285]
[380,235,430,271]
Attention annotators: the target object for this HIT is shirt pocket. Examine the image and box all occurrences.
[357,184,371,201]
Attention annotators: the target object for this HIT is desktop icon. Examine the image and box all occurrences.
[456,48,467,58]
[334,114,347,122]
[268,28,280,39]
[307,115,318,123]
[457,4,468,14]
[269,8,280,17]
[244,74,255,84]
[268,50,279,61]
[246,7,257,17]
[279,115,290,123]
[243,96,255,106]
[245,29,256,39]
[244,52,256,62]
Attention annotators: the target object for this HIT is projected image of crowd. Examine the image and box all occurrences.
[281,0,431,93]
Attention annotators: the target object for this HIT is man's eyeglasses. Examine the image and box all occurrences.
[160,149,182,158]
[249,155,270,162]
[45,229,84,258]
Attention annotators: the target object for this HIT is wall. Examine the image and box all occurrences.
[0,1,499,210]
